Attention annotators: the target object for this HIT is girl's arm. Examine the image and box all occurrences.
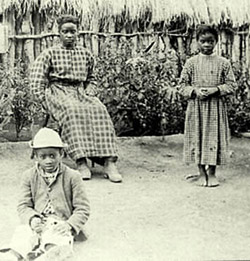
[29,49,51,106]
[178,60,196,99]
[178,59,196,100]
[217,61,237,96]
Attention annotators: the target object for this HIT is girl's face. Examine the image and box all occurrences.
[197,32,217,55]
[59,22,78,48]
[35,147,63,173]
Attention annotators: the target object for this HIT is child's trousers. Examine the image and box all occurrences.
[6,218,74,259]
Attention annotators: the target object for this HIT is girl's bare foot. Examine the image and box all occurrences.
[207,175,220,187]
[196,164,208,187]
[195,174,208,187]
[207,165,219,187]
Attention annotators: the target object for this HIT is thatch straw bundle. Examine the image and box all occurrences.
[0,0,250,28]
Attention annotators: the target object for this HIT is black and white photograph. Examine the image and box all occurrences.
[0,0,250,260]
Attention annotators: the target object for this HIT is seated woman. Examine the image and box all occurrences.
[29,15,122,182]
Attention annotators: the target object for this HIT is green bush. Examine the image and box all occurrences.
[95,38,186,136]
[1,39,250,140]
[228,62,250,134]
[96,39,250,136]
[0,61,39,139]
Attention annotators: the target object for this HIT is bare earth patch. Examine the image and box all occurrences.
[0,135,250,260]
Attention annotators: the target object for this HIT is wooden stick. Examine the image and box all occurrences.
[8,30,190,40]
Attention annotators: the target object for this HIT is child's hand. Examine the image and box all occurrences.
[30,217,43,234]
[53,221,72,236]
[195,88,208,100]
[200,87,219,98]
[196,87,219,99]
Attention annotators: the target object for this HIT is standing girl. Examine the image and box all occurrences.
[178,25,236,187]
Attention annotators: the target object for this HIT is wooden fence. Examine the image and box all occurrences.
[0,11,250,69]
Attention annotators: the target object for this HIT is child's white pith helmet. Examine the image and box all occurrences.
[30,127,65,148]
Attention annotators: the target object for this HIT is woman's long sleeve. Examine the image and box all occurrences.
[29,49,51,104]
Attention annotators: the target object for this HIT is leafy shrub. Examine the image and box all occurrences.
[0,61,39,139]
[95,38,186,136]
[1,39,250,140]
[96,38,250,136]
[228,62,250,134]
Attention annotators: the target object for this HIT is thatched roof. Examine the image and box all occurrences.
[1,0,250,27]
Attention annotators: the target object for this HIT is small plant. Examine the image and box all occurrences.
[228,62,250,134]
[0,60,37,139]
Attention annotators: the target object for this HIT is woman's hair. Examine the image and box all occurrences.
[57,15,80,30]
[196,24,219,42]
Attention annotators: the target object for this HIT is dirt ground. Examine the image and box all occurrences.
[0,134,250,261]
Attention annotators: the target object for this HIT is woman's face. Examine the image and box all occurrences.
[59,22,78,47]
[197,32,217,55]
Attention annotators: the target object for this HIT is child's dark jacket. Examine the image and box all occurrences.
[17,163,90,236]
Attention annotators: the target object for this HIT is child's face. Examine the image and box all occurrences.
[197,33,217,55]
[35,148,63,173]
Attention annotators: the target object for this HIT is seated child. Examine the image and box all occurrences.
[0,127,90,260]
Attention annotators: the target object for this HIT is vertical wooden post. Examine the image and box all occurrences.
[232,33,240,64]
[78,34,84,47]
[140,31,149,52]
[190,30,197,54]
[241,32,248,67]
[24,38,35,64]
[33,11,41,59]
[163,34,171,51]
[130,22,138,56]
[1,13,9,66]
[248,33,250,73]
[177,36,185,62]
[6,10,15,68]
[16,39,23,61]
[22,13,34,65]
[92,18,99,56]
[108,18,117,54]
[41,37,48,50]
[220,30,227,57]
[83,19,92,52]
[185,30,194,55]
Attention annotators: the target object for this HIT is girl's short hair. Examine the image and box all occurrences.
[57,15,80,30]
[196,24,219,42]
